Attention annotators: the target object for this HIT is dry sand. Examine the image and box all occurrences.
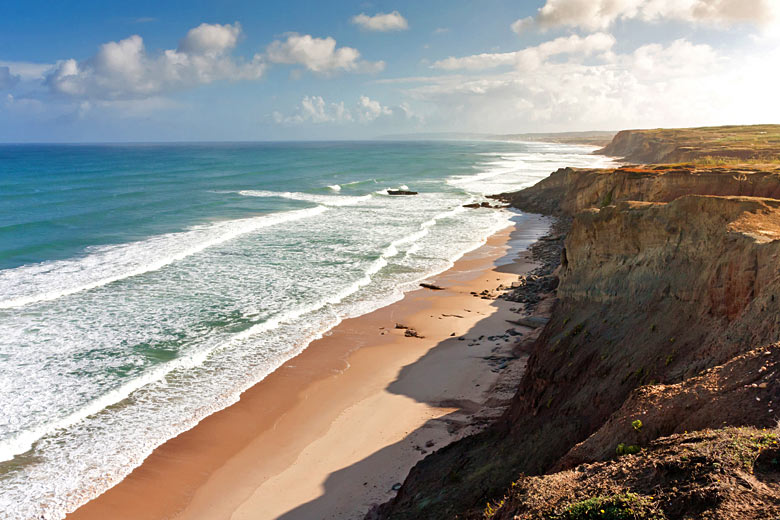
[68,215,550,520]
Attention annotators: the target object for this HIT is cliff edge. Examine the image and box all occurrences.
[371,130,780,520]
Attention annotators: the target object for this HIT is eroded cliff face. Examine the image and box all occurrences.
[373,168,780,520]
[598,129,679,163]
[496,165,780,216]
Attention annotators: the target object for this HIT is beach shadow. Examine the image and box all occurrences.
[277,219,547,520]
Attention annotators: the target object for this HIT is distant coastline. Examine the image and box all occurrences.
[376,130,617,147]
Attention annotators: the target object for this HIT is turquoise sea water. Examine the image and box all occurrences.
[0,140,613,518]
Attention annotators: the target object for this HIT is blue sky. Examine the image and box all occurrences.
[1,0,778,142]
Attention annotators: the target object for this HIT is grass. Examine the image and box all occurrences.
[725,429,779,471]
[549,493,665,520]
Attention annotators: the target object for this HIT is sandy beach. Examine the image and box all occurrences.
[67,214,551,520]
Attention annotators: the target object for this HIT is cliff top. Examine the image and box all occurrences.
[598,124,780,165]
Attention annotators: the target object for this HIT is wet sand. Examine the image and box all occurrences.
[68,213,550,520]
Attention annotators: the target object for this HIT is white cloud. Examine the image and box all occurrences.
[510,17,535,34]
[351,11,409,32]
[432,32,616,71]
[399,35,780,133]
[0,61,52,81]
[432,52,517,71]
[45,23,265,100]
[518,0,779,31]
[357,95,393,121]
[178,22,241,55]
[266,33,385,74]
[274,95,396,125]
[274,95,353,124]
[0,66,19,89]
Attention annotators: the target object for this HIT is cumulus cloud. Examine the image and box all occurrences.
[518,0,779,31]
[357,95,393,121]
[266,33,385,74]
[274,95,395,125]
[0,66,20,89]
[178,22,241,55]
[351,11,409,32]
[432,32,616,71]
[273,95,351,124]
[45,23,265,100]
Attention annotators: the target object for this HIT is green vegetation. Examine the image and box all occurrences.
[632,420,643,432]
[725,429,779,471]
[549,493,665,520]
[616,443,641,456]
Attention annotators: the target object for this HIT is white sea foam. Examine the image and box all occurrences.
[238,189,372,206]
[328,184,341,192]
[0,206,328,311]
[0,142,615,520]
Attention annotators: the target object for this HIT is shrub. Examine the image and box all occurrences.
[616,443,641,456]
[549,492,665,519]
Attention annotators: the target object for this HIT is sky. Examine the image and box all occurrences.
[0,0,779,142]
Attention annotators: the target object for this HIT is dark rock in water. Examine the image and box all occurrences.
[420,283,444,290]
[388,190,418,195]
[463,201,504,209]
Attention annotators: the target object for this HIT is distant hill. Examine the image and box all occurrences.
[376,130,616,147]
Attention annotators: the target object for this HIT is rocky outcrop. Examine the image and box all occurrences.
[372,165,780,520]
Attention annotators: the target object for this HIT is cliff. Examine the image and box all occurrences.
[597,125,780,164]
[493,165,780,215]
[372,161,780,519]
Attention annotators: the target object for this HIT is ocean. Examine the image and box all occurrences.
[0,140,613,519]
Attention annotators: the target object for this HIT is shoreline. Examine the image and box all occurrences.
[67,213,552,520]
